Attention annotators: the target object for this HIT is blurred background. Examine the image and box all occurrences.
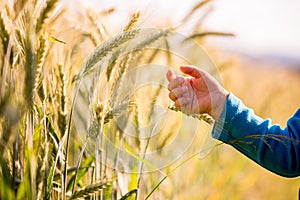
[78,0,300,57]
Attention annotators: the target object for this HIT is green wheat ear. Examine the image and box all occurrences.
[70,182,110,199]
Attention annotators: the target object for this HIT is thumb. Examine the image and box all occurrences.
[180,65,204,79]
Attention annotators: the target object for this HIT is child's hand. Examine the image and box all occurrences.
[166,65,229,119]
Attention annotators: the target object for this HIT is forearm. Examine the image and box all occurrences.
[212,93,300,177]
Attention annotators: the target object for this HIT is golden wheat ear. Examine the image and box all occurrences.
[123,12,140,32]
[81,29,140,79]
[36,0,59,33]
[0,13,10,56]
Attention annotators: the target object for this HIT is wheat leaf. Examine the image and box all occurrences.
[46,162,55,199]
[48,36,67,44]
[180,0,211,24]
[190,31,235,39]
[67,156,94,192]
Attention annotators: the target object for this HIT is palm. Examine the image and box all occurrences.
[181,77,211,114]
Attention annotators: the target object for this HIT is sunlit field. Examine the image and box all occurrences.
[0,0,299,199]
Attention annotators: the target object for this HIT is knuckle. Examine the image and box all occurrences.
[177,77,185,83]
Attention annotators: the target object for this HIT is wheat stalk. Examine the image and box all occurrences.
[132,102,141,152]
[57,64,70,199]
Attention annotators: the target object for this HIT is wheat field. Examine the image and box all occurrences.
[0,0,299,199]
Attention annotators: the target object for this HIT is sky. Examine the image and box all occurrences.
[203,0,300,58]
[78,0,300,58]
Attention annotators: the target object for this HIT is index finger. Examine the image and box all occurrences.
[180,65,206,79]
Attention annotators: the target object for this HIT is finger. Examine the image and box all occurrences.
[169,92,177,101]
[174,97,190,109]
[166,69,176,82]
[169,86,188,101]
[171,86,188,98]
[180,65,206,79]
[167,77,185,91]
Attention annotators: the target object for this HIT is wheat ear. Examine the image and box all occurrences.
[57,64,68,138]
[34,34,48,101]
[70,182,110,199]
[81,29,140,79]
[123,12,140,32]
[168,104,214,125]
[0,13,9,55]
[36,0,59,33]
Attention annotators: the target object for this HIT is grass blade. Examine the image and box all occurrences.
[119,189,138,200]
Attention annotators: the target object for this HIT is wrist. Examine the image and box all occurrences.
[210,90,229,120]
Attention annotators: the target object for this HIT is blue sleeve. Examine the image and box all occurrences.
[212,93,300,177]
